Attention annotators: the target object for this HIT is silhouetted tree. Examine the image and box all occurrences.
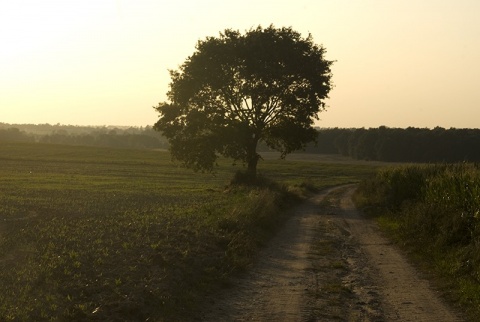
[153,25,333,178]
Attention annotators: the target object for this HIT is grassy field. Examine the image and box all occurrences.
[0,141,378,321]
[354,163,480,321]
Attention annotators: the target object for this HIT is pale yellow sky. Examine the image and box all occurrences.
[1,0,479,128]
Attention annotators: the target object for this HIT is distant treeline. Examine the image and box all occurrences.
[0,127,35,143]
[2,123,480,162]
[307,127,480,162]
[0,123,168,149]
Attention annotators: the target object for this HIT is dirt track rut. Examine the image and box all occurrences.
[201,185,463,321]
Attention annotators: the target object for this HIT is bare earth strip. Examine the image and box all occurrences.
[200,185,464,321]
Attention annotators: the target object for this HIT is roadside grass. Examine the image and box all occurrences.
[354,163,480,321]
[0,141,377,321]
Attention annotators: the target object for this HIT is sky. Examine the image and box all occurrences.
[1,0,479,129]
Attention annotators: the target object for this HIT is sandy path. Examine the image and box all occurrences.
[336,186,463,321]
[200,185,464,321]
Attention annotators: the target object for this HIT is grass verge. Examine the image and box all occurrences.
[353,163,480,321]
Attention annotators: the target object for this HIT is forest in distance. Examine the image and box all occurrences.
[0,123,169,150]
[1,123,480,163]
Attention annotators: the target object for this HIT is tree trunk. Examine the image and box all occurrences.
[246,136,260,180]
[247,155,258,179]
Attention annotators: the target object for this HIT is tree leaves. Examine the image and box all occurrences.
[154,25,333,175]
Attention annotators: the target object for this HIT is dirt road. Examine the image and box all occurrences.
[201,185,464,321]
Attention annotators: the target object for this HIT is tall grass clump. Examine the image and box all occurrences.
[354,163,480,319]
[218,182,299,272]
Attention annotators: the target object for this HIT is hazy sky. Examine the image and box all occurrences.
[1,0,479,128]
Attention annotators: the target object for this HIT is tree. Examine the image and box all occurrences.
[153,25,333,178]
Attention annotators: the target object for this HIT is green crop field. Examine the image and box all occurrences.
[0,141,378,321]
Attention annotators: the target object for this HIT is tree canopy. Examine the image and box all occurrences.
[154,25,333,178]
